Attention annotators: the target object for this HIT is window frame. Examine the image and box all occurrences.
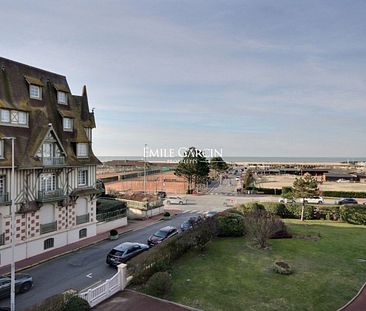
[79,228,87,239]
[44,238,54,250]
[0,175,6,195]
[76,143,89,158]
[0,109,10,123]
[30,84,42,100]
[40,173,57,192]
[57,91,67,105]
[78,169,88,187]
[0,140,4,159]
[63,117,73,132]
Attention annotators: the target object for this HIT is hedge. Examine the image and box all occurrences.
[340,205,366,225]
[216,212,245,237]
[96,198,127,214]
[256,188,366,198]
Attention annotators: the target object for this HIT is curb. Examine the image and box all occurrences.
[337,281,366,311]
[9,218,165,274]
[126,289,202,311]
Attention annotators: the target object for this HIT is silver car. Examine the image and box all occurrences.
[164,196,187,205]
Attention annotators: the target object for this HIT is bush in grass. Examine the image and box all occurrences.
[273,261,293,275]
[340,205,366,225]
[243,211,286,248]
[63,296,90,311]
[26,294,65,311]
[217,212,245,237]
[314,205,340,221]
[286,204,315,220]
[264,202,293,218]
[145,272,172,297]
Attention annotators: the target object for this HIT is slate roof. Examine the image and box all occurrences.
[0,57,101,168]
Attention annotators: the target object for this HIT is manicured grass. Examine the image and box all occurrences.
[167,220,366,311]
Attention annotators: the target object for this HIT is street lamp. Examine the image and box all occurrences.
[3,137,16,311]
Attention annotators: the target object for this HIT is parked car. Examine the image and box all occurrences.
[106,242,149,267]
[0,274,33,299]
[147,226,178,246]
[180,216,202,231]
[156,191,167,198]
[337,179,350,183]
[205,211,218,218]
[223,198,236,207]
[335,198,358,205]
[164,196,187,205]
[298,197,324,204]
[278,198,296,204]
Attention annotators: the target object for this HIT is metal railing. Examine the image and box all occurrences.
[38,189,66,202]
[96,209,127,223]
[0,233,5,246]
[0,192,9,204]
[40,221,57,234]
[42,157,65,166]
[76,213,90,225]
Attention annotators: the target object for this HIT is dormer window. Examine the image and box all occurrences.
[77,143,89,158]
[63,117,73,132]
[57,91,67,105]
[0,109,28,127]
[30,85,42,100]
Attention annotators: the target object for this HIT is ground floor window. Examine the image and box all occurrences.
[44,238,54,250]
[79,228,87,239]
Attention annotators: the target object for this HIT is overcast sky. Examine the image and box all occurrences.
[1,0,366,158]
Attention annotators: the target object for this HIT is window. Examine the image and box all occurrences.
[63,118,73,131]
[77,143,89,158]
[44,238,54,250]
[0,109,28,126]
[57,91,67,105]
[78,169,88,186]
[30,85,42,100]
[40,173,56,192]
[79,228,87,239]
[0,176,5,195]
[0,110,10,123]
[0,140,3,159]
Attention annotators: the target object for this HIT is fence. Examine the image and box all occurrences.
[79,263,130,307]
[96,209,127,222]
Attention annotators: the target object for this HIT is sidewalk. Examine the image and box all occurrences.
[339,282,366,311]
[0,213,175,275]
[94,289,199,311]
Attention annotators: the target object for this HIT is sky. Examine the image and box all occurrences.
[1,0,366,158]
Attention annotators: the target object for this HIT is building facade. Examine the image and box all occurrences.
[0,57,101,267]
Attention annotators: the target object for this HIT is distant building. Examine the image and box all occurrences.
[0,57,101,267]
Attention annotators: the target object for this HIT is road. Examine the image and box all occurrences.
[1,212,198,311]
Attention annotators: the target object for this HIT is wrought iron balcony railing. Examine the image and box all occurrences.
[40,221,57,235]
[0,233,5,246]
[42,157,65,166]
[37,189,66,203]
[0,192,10,205]
[76,213,90,225]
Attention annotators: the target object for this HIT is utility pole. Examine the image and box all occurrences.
[143,144,147,193]
[4,137,16,311]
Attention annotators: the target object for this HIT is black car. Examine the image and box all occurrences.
[156,191,167,199]
[0,274,33,299]
[336,198,358,205]
[180,216,202,231]
[106,242,149,267]
[147,226,178,246]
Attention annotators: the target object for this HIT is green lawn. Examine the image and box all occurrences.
[167,220,366,311]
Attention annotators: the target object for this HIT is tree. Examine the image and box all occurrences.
[293,173,319,221]
[281,186,293,200]
[210,156,228,174]
[175,147,210,193]
[243,169,255,190]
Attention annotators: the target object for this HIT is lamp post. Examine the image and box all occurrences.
[4,137,16,311]
[143,144,147,193]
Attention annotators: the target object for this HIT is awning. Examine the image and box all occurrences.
[54,83,69,93]
[69,187,101,197]
[24,75,44,86]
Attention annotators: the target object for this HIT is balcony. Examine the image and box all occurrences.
[0,233,5,246]
[42,157,65,166]
[40,221,57,235]
[76,213,90,225]
[0,192,10,205]
[37,189,66,203]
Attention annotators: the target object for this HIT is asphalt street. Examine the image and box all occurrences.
[1,212,198,311]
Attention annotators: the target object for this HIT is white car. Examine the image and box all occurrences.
[298,196,324,204]
[164,196,187,205]
[278,198,296,204]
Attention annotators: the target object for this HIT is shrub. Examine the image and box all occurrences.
[273,261,293,275]
[340,205,366,225]
[264,203,293,218]
[226,207,245,216]
[323,191,366,198]
[243,211,285,248]
[26,294,65,311]
[270,218,292,239]
[217,213,245,237]
[286,204,315,220]
[145,272,172,297]
[97,198,127,214]
[110,229,118,236]
[63,296,90,311]
[245,202,266,212]
[314,205,340,221]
